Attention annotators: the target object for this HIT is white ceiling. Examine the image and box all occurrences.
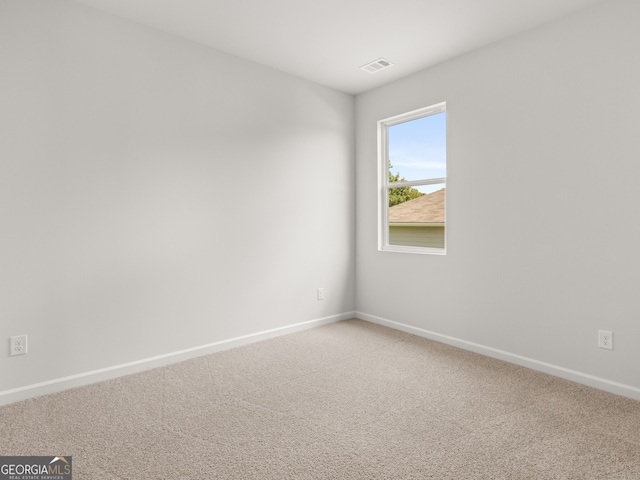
[72,0,605,95]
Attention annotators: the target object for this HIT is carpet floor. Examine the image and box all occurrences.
[1,319,640,479]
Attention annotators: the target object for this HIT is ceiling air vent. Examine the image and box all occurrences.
[360,58,394,74]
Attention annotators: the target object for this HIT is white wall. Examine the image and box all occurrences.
[356,0,640,397]
[0,0,355,398]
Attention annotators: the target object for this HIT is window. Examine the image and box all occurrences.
[378,102,446,254]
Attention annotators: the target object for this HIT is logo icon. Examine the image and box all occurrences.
[0,456,72,479]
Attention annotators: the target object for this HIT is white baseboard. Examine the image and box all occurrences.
[0,312,355,406]
[356,311,640,402]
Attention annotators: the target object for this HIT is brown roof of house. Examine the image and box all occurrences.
[389,188,445,224]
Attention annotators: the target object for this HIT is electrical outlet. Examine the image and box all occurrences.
[10,335,28,356]
[598,330,613,350]
[317,288,324,301]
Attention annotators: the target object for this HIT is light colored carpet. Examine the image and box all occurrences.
[2,319,640,479]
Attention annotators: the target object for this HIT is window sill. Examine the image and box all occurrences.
[379,245,446,255]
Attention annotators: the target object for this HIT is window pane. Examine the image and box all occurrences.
[388,111,446,183]
[388,185,445,249]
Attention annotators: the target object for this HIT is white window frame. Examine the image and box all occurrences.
[378,102,447,255]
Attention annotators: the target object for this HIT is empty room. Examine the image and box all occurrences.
[1,0,640,478]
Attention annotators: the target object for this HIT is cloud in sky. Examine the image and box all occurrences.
[391,159,445,170]
[389,150,446,180]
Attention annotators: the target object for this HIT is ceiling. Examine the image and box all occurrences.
[72,0,605,95]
